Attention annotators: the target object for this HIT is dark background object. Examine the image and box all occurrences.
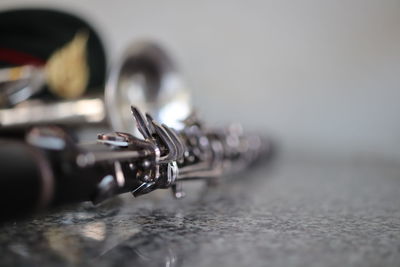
[0,140,44,220]
[0,8,107,95]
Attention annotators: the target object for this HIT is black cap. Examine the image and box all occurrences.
[0,8,107,94]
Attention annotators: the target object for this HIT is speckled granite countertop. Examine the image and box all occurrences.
[0,155,399,267]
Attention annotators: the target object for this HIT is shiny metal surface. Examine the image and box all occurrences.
[105,41,191,135]
[92,106,268,199]
[0,98,105,127]
[0,65,45,107]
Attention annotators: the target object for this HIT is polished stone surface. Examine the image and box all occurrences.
[1,155,400,267]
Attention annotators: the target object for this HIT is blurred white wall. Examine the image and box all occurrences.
[1,0,400,159]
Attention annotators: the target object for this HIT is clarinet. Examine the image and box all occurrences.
[0,106,271,222]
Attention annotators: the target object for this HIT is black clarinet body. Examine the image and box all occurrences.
[0,107,271,222]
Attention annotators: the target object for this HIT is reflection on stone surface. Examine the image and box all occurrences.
[81,221,106,241]
[1,158,400,267]
[45,227,83,264]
